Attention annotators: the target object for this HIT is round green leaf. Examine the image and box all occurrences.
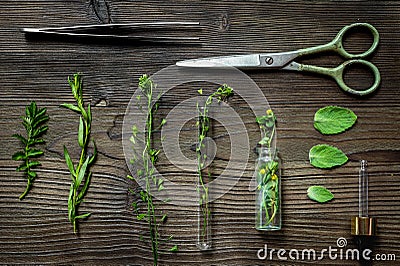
[309,144,348,169]
[307,186,334,203]
[314,106,357,135]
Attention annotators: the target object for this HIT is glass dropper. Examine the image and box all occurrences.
[359,160,368,217]
[351,160,377,236]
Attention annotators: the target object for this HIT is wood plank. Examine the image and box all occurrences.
[0,1,399,265]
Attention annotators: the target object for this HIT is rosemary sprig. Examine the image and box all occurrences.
[12,101,49,200]
[61,73,97,234]
[128,74,172,266]
[196,85,233,246]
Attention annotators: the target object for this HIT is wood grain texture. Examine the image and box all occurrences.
[1,1,399,265]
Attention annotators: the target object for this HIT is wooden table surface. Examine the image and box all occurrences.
[1,1,399,265]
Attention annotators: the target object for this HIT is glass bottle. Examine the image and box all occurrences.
[196,106,212,250]
[255,147,281,231]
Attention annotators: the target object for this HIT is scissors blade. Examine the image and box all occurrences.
[176,52,299,69]
[176,54,263,68]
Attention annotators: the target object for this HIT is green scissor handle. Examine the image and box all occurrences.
[332,23,379,58]
[299,59,381,96]
[296,23,380,96]
[298,23,379,59]
[299,23,380,58]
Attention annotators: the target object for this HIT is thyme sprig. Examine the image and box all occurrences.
[61,73,97,234]
[128,74,173,266]
[196,85,233,246]
[12,101,49,200]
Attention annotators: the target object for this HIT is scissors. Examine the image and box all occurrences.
[176,23,380,96]
[22,22,200,43]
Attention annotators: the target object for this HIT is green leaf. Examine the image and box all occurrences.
[132,125,139,137]
[27,170,37,179]
[76,156,90,188]
[140,190,147,201]
[169,245,178,252]
[132,202,138,212]
[77,172,92,200]
[75,212,91,220]
[137,213,146,220]
[32,114,49,129]
[258,137,270,145]
[197,88,203,95]
[16,164,27,172]
[30,138,45,145]
[35,106,47,118]
[26,102,34,117]
[78,116,85,148]
[87,103,92,123]
[80,107,88,121]
[136,169,143,177]
[307,186,334,203]
[60,103,81,113]
[88,140,97,165]
[255,116,267,125]
[12,151,26,161]
[68,183,74,221]
[314,106,357,135]
[63,146,75,177]
[12,134,27,145]
[27,149,44,157]
[27,161,41,168]
[32,125,48,138]
[309,144,348,169]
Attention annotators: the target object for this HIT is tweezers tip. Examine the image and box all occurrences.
[20,28,36,33]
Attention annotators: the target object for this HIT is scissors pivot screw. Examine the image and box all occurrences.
[265,56,274,65]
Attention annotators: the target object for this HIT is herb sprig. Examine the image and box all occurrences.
[256,109,276,147]
[12,101,49,200]
[196,85,233,247]
[255,109,280,229]
[61,73,97,234]
[128,74,174,265]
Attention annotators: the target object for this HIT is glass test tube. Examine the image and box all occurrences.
[197,106,212,250]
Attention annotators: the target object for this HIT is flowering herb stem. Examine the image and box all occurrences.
[196,85,233,248]
[128,74,170,265]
